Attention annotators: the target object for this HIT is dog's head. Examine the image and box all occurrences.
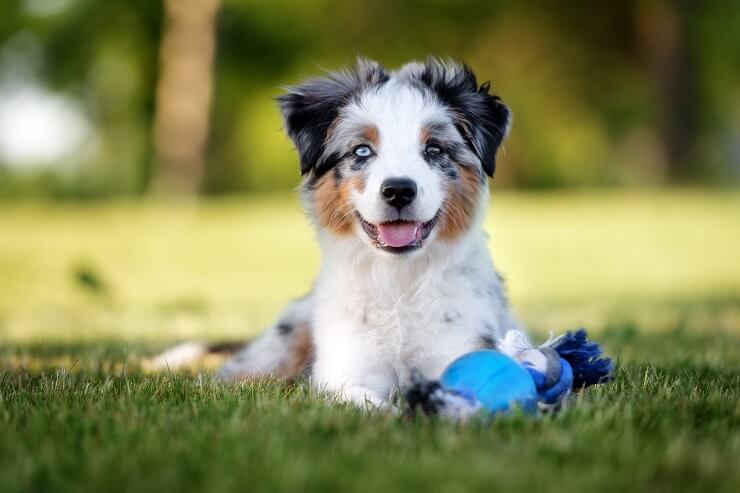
[278,58,510,257]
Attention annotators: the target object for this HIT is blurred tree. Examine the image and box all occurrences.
[152,0,221,194]
[637,0,697,182]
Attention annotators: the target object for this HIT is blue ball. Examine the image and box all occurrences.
[440,350,538,414]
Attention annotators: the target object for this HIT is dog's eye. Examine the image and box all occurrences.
[425,144,444,157]
[353,145,373,158]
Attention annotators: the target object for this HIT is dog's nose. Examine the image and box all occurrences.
[381,177,417,209]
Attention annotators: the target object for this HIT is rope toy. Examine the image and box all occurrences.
[405,329,613,420]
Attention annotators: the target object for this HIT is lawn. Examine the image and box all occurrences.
[1,189,739,492]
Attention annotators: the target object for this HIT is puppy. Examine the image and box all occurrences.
[218,58,521,408]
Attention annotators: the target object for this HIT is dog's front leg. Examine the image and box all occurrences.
[333,384,390,409]
[311,321,396,410]
[312,360,396,409]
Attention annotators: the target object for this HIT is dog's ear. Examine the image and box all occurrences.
[418,59,511,177]
[277,59,388,177]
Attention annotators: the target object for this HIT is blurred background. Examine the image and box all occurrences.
[1,0,739,350]
[3,0,740,196]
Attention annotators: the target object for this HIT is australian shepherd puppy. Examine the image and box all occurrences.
[215,58,521,408]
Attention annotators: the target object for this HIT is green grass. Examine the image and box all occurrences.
[1,190,740,492]
[1,338,739,493]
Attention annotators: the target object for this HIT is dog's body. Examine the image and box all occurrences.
[218,58,520,407]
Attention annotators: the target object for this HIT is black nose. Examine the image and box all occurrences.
[381,177,417,210]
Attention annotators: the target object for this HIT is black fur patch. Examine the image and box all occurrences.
[414,59,510,177]
[333,165,344,183]
[478,334,497,350]
[441,164,459,180]
[349,153,372,172]
[423,146,459,181]
[277,322,293,335]
[277,59,388,178]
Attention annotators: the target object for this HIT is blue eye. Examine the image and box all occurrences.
[425,144,443,157]
[354,145,373,158]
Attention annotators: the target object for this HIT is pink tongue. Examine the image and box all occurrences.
[377,222,419,248]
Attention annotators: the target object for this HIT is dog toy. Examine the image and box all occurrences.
[405,328,612,420]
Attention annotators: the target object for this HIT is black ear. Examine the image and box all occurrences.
[418,59,511,177]
[277,59,388,177]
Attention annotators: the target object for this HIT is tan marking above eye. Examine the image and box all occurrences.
[360,125,379,148]
[420,126,434,144]
[420,122,452,145]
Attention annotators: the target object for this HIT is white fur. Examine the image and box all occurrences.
[347,82,447,228]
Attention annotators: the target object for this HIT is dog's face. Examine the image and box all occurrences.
[279,59,510,257]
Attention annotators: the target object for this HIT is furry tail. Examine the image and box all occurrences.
[143,340,244,371]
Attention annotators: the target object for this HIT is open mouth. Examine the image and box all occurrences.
[357,213,438,254]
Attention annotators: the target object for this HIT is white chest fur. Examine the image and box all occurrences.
[310,229,518,406]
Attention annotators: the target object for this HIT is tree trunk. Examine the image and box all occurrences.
[636,0,697,181]
[151,0,221,194]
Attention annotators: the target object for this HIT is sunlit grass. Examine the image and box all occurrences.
[0,189,738,342]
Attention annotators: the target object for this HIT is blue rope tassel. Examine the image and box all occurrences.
[550,329,613,389]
